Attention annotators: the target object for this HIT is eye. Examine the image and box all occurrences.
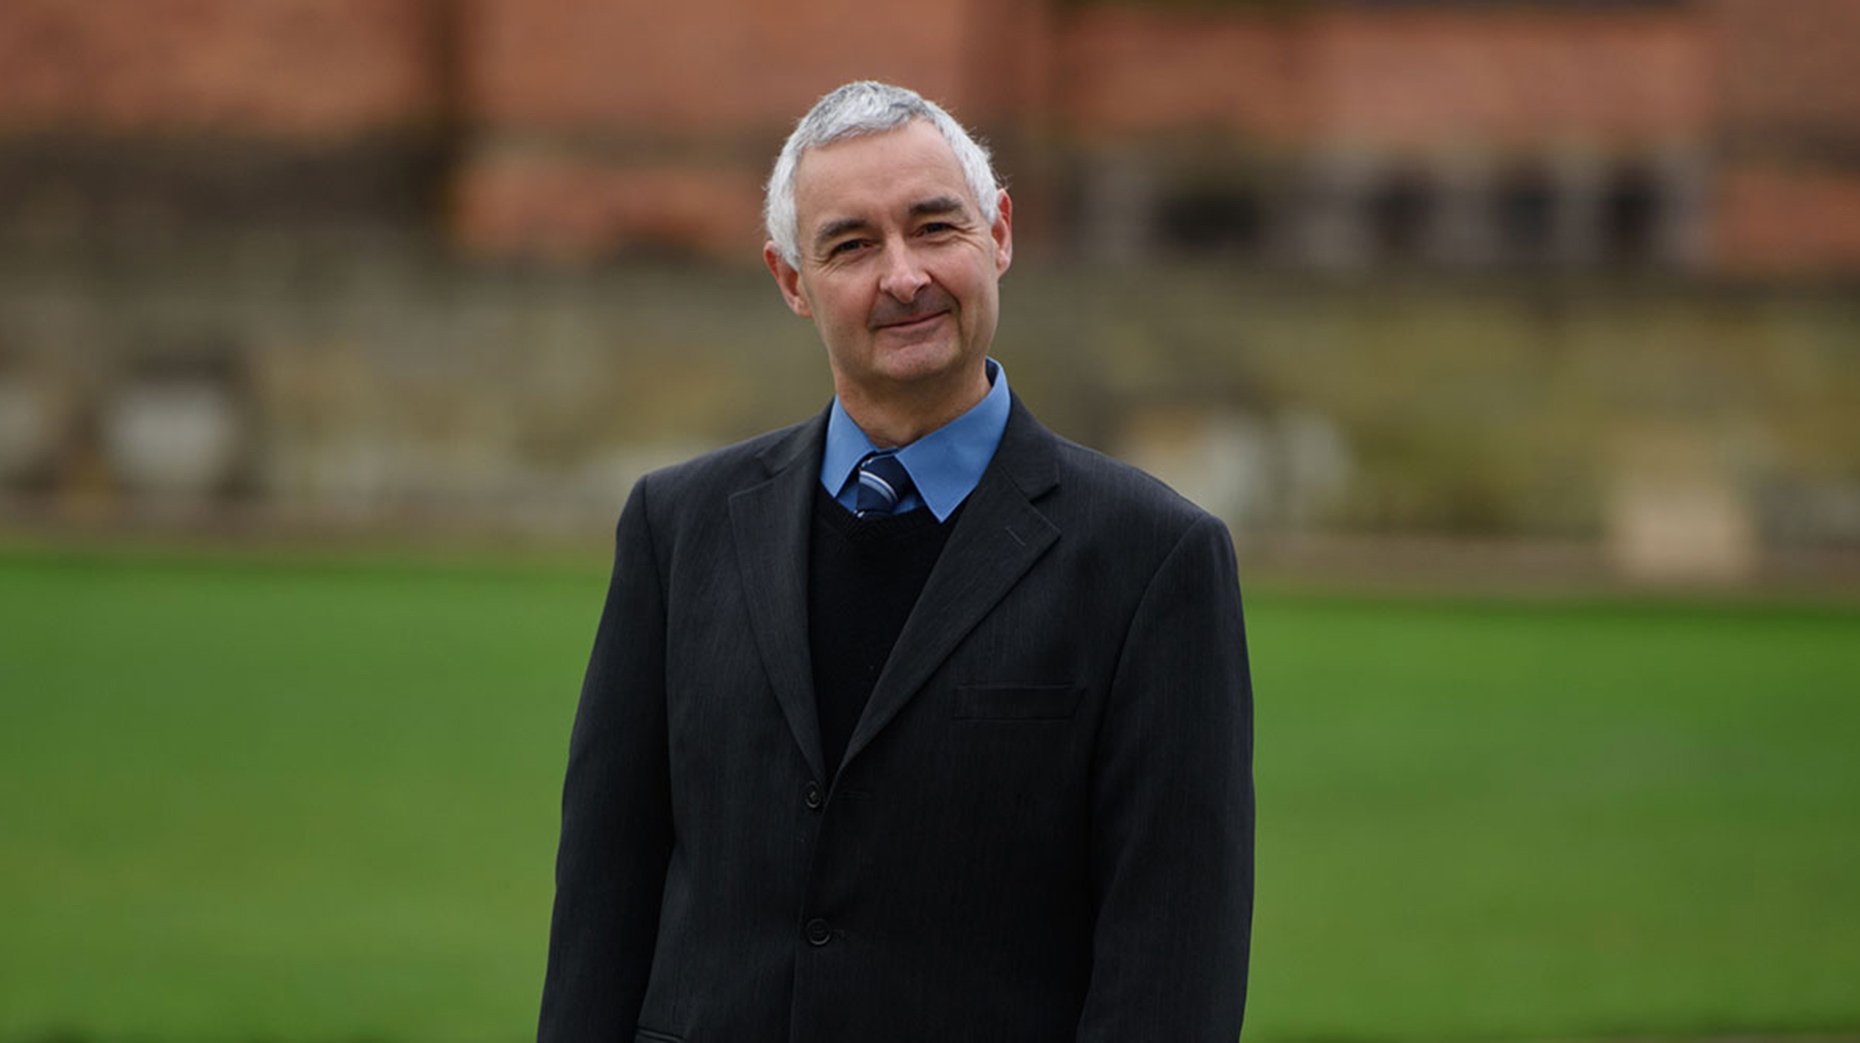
[919,222,956,235]
[828,239,868,257]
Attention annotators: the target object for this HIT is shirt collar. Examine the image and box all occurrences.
[820,358,1011,522]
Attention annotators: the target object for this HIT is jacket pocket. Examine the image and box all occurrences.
[953,682,1083,721]
[635,1029,683,1043]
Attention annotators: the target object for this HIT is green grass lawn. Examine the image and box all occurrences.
[1,547,1856,1042]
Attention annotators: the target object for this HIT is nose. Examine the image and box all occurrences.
[876,238,930,303]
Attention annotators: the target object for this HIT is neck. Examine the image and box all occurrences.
[837,364,990,448]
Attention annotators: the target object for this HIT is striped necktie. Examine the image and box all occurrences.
[854,451,914,518]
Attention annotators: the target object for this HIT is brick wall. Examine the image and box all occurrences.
[1707,0,1860,274]
[1711,0,1860,154]
[1716,163,1860,275]
[451,151,764,262]
[1306,8,1715,151]
[462,0,982,134]
[2,0,1856,273]
[0,0,441,137]
[1059,6,1715,151]
[453,0,1054,260]
[1061,9,1305,144]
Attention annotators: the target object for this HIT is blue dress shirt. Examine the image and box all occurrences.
[820,359,1010,522]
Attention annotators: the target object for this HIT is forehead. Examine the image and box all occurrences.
[792,120,977,232]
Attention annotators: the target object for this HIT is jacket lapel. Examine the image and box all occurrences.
[840,399,1061,771]
[729,412,830,782]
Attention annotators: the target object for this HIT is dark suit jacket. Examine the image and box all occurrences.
[539,396,1253,1042]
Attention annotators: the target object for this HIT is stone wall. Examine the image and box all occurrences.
[5,238,1858,572]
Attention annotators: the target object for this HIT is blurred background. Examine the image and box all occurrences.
[1,1,1856,1041]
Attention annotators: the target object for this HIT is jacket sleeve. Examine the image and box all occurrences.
[538,477,674,1041]
[1077,512,1254,1042]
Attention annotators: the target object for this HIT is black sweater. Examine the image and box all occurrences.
[806,486,960,775]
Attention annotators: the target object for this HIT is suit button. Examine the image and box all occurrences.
[804,918,832,946]
[804,782,824,810]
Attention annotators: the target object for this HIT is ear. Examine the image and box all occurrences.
[764,242,813,318]
[991,190,1014,276]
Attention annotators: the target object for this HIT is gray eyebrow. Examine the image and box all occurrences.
[909,195,969,220]
[810,196,974,253]
[812,216,871,252]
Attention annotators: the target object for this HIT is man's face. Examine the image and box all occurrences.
[766,120,1012,412]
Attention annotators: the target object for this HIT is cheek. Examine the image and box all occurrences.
[821,283,870,326]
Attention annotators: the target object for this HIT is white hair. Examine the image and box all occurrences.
[764,81,1000,268]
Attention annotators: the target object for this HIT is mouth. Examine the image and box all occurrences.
[876,310,948,332]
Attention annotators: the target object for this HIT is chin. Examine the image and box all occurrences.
[873,339,970,387]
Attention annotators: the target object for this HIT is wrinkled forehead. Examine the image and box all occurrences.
[792,120,980,232]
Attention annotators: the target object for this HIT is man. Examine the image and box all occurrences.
[539,81,1252,1042]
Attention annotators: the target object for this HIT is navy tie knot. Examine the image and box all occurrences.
[854,451,914,518]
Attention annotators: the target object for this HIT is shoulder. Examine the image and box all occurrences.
[1014,407,1221,551]
[1015,415,1245,637]
[620,415,819,531]
[645,420,808,493]
[1054,436,1206,522]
